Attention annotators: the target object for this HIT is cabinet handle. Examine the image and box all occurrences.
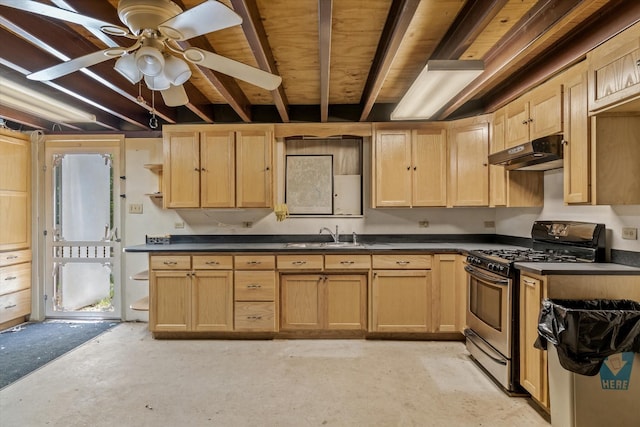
[523,279,537,287]
[4,276,17,281]
[340,261,355,265]
[561,139,568,145]
[205,261,219,265]
[201,168,207,172]
[292,261,307,266]
[246,261,261,265]
[636,59,640,67]
[266,166,270,171]
[522,120,528,125]
[4,304,17,309]
[247,284,262,289]
[407,166,411,170]
[396,261,410,265]
[483,163,488,166]
[6,255,18,260]
[247,315,263,320]
[163,261,178,265]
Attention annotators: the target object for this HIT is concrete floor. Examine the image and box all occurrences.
[0,322,550,426]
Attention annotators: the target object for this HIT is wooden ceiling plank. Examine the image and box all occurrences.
[0,106,81,131]
[431,0,510,60]
[230,0,290,122]
[436,0,591,119]
[318,0,332,122]
[484,0,640,112]
[358,0,421,121]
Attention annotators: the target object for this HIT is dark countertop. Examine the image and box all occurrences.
[515,262,640,275]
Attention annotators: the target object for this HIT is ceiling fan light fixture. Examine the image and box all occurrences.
[114,53,143,84]
[391,60,484,120]
[164,55,191,85]
[135,46,164,76]
[144,72,170,91]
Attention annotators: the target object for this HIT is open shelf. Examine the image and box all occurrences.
[143,163,162,173]
[131,270,149,281]
[130,296,149,311]
[144,163,163,200]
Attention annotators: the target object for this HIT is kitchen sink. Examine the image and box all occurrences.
[283,242,364,249]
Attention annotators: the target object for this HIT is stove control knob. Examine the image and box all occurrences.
[487,263,494,270]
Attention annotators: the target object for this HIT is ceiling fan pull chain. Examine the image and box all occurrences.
[149,90,158,129]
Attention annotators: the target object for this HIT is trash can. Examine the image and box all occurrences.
[536,299,640,427]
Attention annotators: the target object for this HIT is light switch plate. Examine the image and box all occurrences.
[622,227,637,240]
[128,203,143,214]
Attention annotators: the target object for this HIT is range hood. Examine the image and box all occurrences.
[488,134,564,171]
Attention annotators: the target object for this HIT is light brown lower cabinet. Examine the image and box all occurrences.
[234,269,277,332]
[280,274,366,331]
[432,254,466,333]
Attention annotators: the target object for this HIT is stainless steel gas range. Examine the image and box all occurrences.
[464,221,606,394]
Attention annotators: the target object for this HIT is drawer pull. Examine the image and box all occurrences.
[246,261,262,265]
[523,279,537,287]
[247,315,263,320]
[6,255,18,260]
[292,261,307,266]
[4,304,17,309]
[163,261,178,265]
[205,261,220,265]
[340,261,355,265]
[246,284,262,289]
[396,261,410,265]
[4,276,17,281]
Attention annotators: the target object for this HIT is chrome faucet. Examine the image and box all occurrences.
[319,225,339,243]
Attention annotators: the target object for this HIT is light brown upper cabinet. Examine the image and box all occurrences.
[505,79,563,148]
[372,124,447,208]
[163,125,273,209]
[490,109,543,208]
[448,120,489,207]
[587,22,640,114]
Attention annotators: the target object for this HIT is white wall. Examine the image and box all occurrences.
[496,169,640,253]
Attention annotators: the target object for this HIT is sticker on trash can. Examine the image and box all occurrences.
[600,352,634,390]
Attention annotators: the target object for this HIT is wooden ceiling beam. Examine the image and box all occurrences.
[318,0,332,122]
[230,0,290,123]
[358,0,420,122]
[0,106,82,131]
[483,0,640,113]
[436,0,589,119]
[431,0,509,60]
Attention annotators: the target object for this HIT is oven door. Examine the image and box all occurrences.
[465,264,511,358]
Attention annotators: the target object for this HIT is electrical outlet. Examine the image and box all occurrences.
[622,227,637,240]
[174,221,185,229]
[243,221,253,228]
[419,221,429,228]
[128,203,143,214]
[484,221,496,228]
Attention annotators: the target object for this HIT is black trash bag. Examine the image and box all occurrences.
[534,299,640,376]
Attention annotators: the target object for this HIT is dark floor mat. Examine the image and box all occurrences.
[0,320,119,389]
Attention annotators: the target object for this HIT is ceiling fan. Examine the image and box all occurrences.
[0,0,283,106]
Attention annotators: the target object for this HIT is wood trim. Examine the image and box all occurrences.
[318,0,333,122]
[274,122,372,138]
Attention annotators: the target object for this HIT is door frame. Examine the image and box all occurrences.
[34,135,125,320]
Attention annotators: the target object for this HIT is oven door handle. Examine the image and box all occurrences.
[464,265,509,285]
[464,329,508,366]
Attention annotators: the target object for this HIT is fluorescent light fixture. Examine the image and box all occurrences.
[391,60,484,120]
[0,76,96,123]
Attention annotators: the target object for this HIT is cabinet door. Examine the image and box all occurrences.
[236,130,272,208]
[326,274,366,330]
[0,132,30,251]
[563,63,590,204]
[490,109,507,207]
[280,274,323,330]
[519,275,548,408]
[149,270,191,332]
[432,255,465,333]
[529,83,563,140]
[371,270,431,332]
[200,130,235,208]
[374,130,412,207]
[412,128,447,206]
[505,99,530,148]
[448,123,489,207]
[163,131,200,208]
[192,270,233,331]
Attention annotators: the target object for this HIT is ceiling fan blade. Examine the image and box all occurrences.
[184,48,282,91]
[161,84,189,107]
[0,0,130,36]
[158,0,242,41]
[27,48,125,81]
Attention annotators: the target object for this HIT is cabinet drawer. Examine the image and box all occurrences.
[0,288,30,323]
[235,271,275,301]
[324,254,371,270]
[277,255,323,270]
[234,302,276,331]
[192,255,233,270]
[372,254,432,269]
[150,255,191,270]
[0,249,32,267]
[234,255,275,270]
[0,262,31,295]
